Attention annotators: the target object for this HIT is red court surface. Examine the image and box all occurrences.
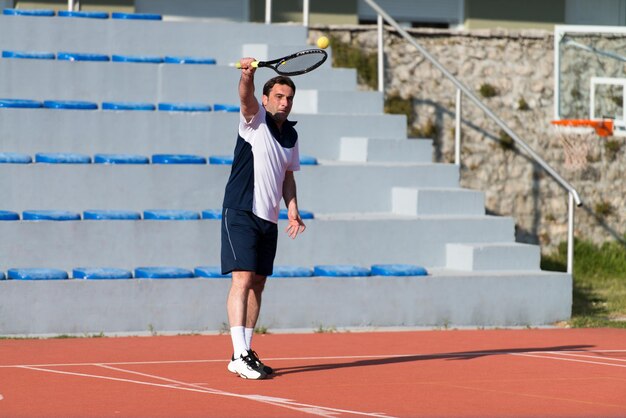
[1,328,625,417]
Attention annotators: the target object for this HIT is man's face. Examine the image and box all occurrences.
[262,83,294,124]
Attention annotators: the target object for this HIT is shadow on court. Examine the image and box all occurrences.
[273,345,594,376]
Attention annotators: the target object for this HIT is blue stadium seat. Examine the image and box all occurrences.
[57,52,110,62]
[164,56,216,65]
[201,209,222,219]
[94,154,150,164]
[0,271,4,280]
[35,153,91,164]
[112,54,164,64]
[0,152,32,163]
[213,104,240,112]
[101,102,155,111]
[43,100,98,110]
[313,265,371,277]
[111,12,162,20]
[23,210,81,221]
[143,210,200,220]
[73,267,133,279]
[151,154,206,164]
[0,210,20,220]
[208,155,233,165]
[135,267,194,279]
[157,103,212,112]
[0,99,43,108]
[299,155,318,165]
[3,8,55,16]
[194,266,231,278]
[58,11,109,19]
[370,264,428,276]
[2,50,55,60]
[279,209,314,219]
[270,266,314,277]
[209,155,316,165]
[7,268,68,280]
[83,210,142,220]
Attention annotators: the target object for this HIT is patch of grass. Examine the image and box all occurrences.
[384,94,413,123]
[542,238,626,328]
[498,130,515,150]
[383,94,433,138]
[254,326,270,334]
[594,201,613,219]
[517,97,530,111]
[313,324,337,333]
[479,83,498,98]
[329,36,377,90]
[605,139,621,160]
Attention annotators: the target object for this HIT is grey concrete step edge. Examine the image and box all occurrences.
[392,187,485,216]
[0,163,461,213]
[0,215,517,271]
[445,242,542,271]
[0,270,572,336]
[0,61,359,105]
[338,137,433,163]
[0,16,309,60]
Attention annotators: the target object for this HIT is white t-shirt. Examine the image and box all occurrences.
[223,105,300,223]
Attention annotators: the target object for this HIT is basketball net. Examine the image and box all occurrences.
[551,119,612,170]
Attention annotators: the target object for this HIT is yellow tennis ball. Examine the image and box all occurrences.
[317,36,329,49]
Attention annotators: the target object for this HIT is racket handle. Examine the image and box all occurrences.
[235,61,259,69]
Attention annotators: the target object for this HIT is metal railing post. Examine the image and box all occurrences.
[265,0,272,24]
[377,14,384,93]
[303,0,310,27]
[455,88,462,165]
[567,192,575,274]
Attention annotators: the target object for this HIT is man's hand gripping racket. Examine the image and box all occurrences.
[234,49,327,76]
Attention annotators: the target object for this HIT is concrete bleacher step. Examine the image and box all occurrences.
[0,270,571,335]
[293,90,382,115]
[445,242,541,271]
[0,110,408,157]
[0,163,460,213]
[392,187,485,216]
[0,215,516,272]
[0,15,308,61]
[0,58,359,105]
[339,137,433,163]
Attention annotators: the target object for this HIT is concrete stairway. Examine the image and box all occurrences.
[0,12,571,335]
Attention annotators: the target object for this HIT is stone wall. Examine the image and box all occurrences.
[309,25,626,253]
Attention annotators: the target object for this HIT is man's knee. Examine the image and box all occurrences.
[251,275,267,292]
[231,270,256,289]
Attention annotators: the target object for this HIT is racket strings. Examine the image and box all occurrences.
[276,52,326,75]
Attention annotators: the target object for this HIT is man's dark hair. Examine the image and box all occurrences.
[262,75,296,97]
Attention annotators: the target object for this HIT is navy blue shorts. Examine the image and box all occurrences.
[221,208,278,276]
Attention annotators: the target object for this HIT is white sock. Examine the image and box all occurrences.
[230,326,247,358]
[244,327,254,350]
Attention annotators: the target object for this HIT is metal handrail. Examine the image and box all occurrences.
[363,0,581,274]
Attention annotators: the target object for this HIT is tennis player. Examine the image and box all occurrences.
[222,57,306,379]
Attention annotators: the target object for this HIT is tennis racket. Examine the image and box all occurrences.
[235,49,327,76]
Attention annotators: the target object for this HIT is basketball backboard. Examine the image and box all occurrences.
[555,25,626,136]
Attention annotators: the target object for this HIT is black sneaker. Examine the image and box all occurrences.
[248,350,274,375]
